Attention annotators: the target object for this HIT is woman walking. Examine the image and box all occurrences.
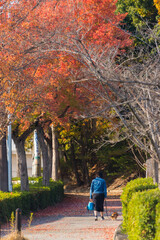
[90,170,107,221]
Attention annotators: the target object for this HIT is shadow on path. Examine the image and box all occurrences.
[1,193,122,240]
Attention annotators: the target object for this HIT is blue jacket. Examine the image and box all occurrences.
[90,177,107,199]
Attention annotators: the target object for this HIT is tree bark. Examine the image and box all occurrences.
[47,141,52,178]
[45,127,52,178]
[12,122,37,191]
[51,125,59,181]
[82,152,90,185]
[14,139,29,191]
[81,126,90,185]
[71,141,82,186]
[81,141,89,185]
[37,125,50,186]
[154,160,159,185]
[0,135,8,192]
[146,158,159,185]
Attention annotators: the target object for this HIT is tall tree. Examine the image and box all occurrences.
[34,1,160,185]
[3,0,157,186]
[0,0,97,188]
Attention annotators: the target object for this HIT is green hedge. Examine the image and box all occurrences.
[127,189,160,240]
[0,180,64,223]
[155,202,160,240]
[121,177,158,230]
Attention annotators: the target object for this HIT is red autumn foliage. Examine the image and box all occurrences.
[0,0,132,129]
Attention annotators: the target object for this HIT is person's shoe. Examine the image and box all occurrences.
[101,216,104,220]
[95,216,98,221]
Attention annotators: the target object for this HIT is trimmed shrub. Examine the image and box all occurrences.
[0,192,21,222]
[121,177,157,231]
[155,202,160,240]
[127,189,160,240]
[0,180,64,223]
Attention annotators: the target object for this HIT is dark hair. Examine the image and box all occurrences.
[97,170,103,178]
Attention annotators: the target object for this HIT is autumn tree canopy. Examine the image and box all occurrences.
[0,0,133,190]
[0,0,132,129]
[2,0,160,187]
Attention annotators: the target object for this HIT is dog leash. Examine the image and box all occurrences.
[105,199,109,217]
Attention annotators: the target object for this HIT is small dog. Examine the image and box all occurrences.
[110,212,118,220]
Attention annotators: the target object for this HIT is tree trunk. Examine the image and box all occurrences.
[14,139,29,191]
[81,143,89,185]
[146,158,159,185]
[46,127,52,178]
[0,135,8,192]
[153,160,159,185]
[12,122,38,191]
[71,141,82,186]
[42,126,52,178]
[47,141,52,178]
[81,127,89,185]
[51,125,59,181]
[82,155,89,185]
[37,126,50,186]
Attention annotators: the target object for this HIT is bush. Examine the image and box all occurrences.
[127,189,160,240]
[0,180,64,223]
[0,192,21,222]
[155,202,160,240]
[121,177,158,231]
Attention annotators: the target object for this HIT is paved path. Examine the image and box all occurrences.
[1,193,122,240]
